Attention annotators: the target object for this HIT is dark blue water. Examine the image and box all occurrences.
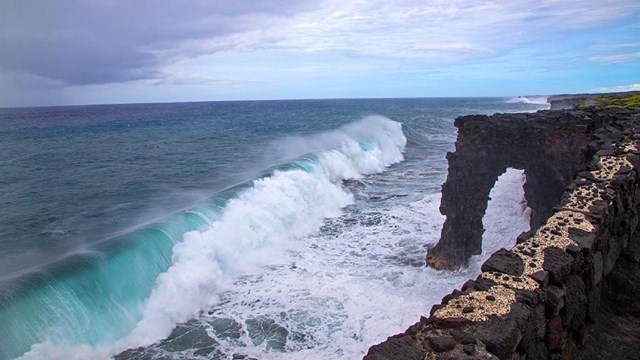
[0,98,547,359]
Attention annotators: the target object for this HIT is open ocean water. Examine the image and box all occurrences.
[0,97,548,360]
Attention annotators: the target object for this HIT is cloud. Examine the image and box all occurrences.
[592,83,640,92]
[242,0,640,60]
[1,0,640,100]
[0,0,316,85]
[588,52,640,63]
[592,41,640,50]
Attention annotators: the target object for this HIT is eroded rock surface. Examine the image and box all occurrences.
[366,107,640,360]
[427,110,603,270]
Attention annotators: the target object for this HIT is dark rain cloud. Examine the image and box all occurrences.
[0,0,315,86]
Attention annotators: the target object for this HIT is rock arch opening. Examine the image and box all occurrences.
[480,168,531,258]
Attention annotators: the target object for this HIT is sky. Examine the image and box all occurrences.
[1,0,639,107]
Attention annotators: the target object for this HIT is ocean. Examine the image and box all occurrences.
[0,97,548,360]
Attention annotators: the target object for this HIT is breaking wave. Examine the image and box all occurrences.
[506,96,549,106]
[12,116,406,359]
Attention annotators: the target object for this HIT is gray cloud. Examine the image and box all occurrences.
[2,0,639,107]
[0,0,315,85]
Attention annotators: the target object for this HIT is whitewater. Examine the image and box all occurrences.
[0,98,548,359]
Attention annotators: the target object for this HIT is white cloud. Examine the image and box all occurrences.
[9,0,639,83]
[592,83,640,92]
[220,0,640,56]
[3,0,640,105]
[151,0,640,87]
[588,52,640,63]
[593,42,640,50]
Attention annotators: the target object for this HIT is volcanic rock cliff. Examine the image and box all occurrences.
[365,98,640,359]
[426,110,601,270]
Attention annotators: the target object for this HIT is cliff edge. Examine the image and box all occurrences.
[365,96,640,359]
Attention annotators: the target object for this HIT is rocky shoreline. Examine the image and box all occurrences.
[548,91,640,110]
[365,94,640,359]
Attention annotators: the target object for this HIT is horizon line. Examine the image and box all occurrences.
[0,94,551,110]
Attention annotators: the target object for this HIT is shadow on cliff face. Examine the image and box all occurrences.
[574,233,640,360]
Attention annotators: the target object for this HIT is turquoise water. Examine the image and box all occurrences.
[0,98,547,359]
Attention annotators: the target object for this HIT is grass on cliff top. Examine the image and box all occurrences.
[578,94,640,110]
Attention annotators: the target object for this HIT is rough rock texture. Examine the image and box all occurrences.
[365,107,640,360]
[574,233,640,359]
[427,110,602,270]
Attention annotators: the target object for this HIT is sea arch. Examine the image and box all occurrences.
[426,111,601,269]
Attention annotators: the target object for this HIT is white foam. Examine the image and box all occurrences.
[203,192,460,360]
[19,343,112,360]
[18,124,533,360]
[506,96,550,107]
[201,167,531,360]
[268,115,406,168]
[19,116,407,359]
[124,117,406,349]
[475,168,531,267]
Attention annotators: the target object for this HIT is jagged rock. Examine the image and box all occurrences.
[477,319,522,359]
[364,335,422,360]
[545,285,566,316]
[529,270,549,285]
[481,249,525,276]
[568,226,596,249]
[367,105,640,360]
[428,110,601,268]
[542,247,574,283]
[546,315,564,351]
[564,275,587,331]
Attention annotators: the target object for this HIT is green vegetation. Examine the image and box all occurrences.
[591,94,640,110]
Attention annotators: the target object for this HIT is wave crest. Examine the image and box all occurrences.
[506,96,549,105]
[125,116,406,348]
[14,116,406,359]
